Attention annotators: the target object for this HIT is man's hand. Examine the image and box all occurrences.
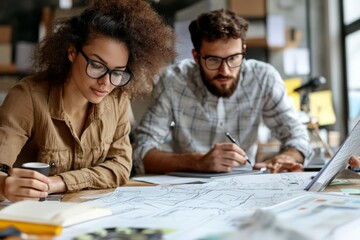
[196,143,249,172]
[254,154,303,173]
[3,168,49,202]
[254,148,304,173]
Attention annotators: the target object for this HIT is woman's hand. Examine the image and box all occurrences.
[4,168,49,202]
[349,156,360,168]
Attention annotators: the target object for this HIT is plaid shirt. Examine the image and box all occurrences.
[133,59,313,172]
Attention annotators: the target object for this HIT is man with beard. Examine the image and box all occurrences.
[132,9,313,174]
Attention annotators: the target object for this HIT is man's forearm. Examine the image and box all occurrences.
[143,149,203,174]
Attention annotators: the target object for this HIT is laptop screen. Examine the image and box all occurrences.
[305,120,360,191]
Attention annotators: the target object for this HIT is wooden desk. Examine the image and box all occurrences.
[323,169,360,192]
[62,179,153,202]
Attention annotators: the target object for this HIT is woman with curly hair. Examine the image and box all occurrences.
[0,0,176,202]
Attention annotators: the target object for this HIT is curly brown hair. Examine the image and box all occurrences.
[33,0,176,98]
[189,9,249,52]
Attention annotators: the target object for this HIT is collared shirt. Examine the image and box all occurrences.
[133,59,313,173]
[0,77,132,192]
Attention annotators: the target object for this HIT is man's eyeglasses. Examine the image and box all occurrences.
[198,52,245,70]
[79,49,133,87]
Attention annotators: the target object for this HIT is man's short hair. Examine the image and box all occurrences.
[189,9,249,51]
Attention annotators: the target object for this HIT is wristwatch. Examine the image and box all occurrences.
[0,164,10,175]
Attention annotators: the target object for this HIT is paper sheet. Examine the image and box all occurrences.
[309,90,336,126]
[340,188,360,195]
[261,193,360,240]
[58,172,314,240]
[267,15,286,48]
[283,48,310,75]
[284,78,302,111]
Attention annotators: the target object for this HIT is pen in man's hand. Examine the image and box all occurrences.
[225,132,253,167]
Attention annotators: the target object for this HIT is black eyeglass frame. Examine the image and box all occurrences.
[197,52,246,70]
[79,49,133,87]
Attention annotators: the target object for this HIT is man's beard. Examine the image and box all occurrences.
[200,66,240,98]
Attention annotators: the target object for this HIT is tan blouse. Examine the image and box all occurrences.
[0,77,132,192]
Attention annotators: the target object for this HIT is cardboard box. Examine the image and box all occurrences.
[228,0,266,18]
[0,25,12,43]
[0,43,12,65]
[15,41,36,72]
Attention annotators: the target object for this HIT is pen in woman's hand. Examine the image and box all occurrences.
[225,132,253,167]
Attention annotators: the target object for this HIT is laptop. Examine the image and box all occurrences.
[167,168,263,179]
[305,120,360,191]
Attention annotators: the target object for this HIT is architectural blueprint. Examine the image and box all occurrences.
[58,172,315,240]
[224,193,360,240]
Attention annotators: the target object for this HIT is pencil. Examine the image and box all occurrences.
[225,132,253,167]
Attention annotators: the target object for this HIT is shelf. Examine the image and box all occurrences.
[246,38,267,48]
[229,0,266,18]
[0,64,31,79]
[0,64,17,74]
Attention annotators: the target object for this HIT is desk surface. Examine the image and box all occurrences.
[62,179,153,202]
[322,168,360,192]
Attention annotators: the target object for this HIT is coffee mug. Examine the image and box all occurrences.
[21,162,50,201]
[21,162,50,176]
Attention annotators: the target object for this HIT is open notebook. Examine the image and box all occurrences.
[305,120,360,191]
[0,201,112,235]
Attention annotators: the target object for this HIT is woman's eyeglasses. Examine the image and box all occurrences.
[79,49,133,87]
